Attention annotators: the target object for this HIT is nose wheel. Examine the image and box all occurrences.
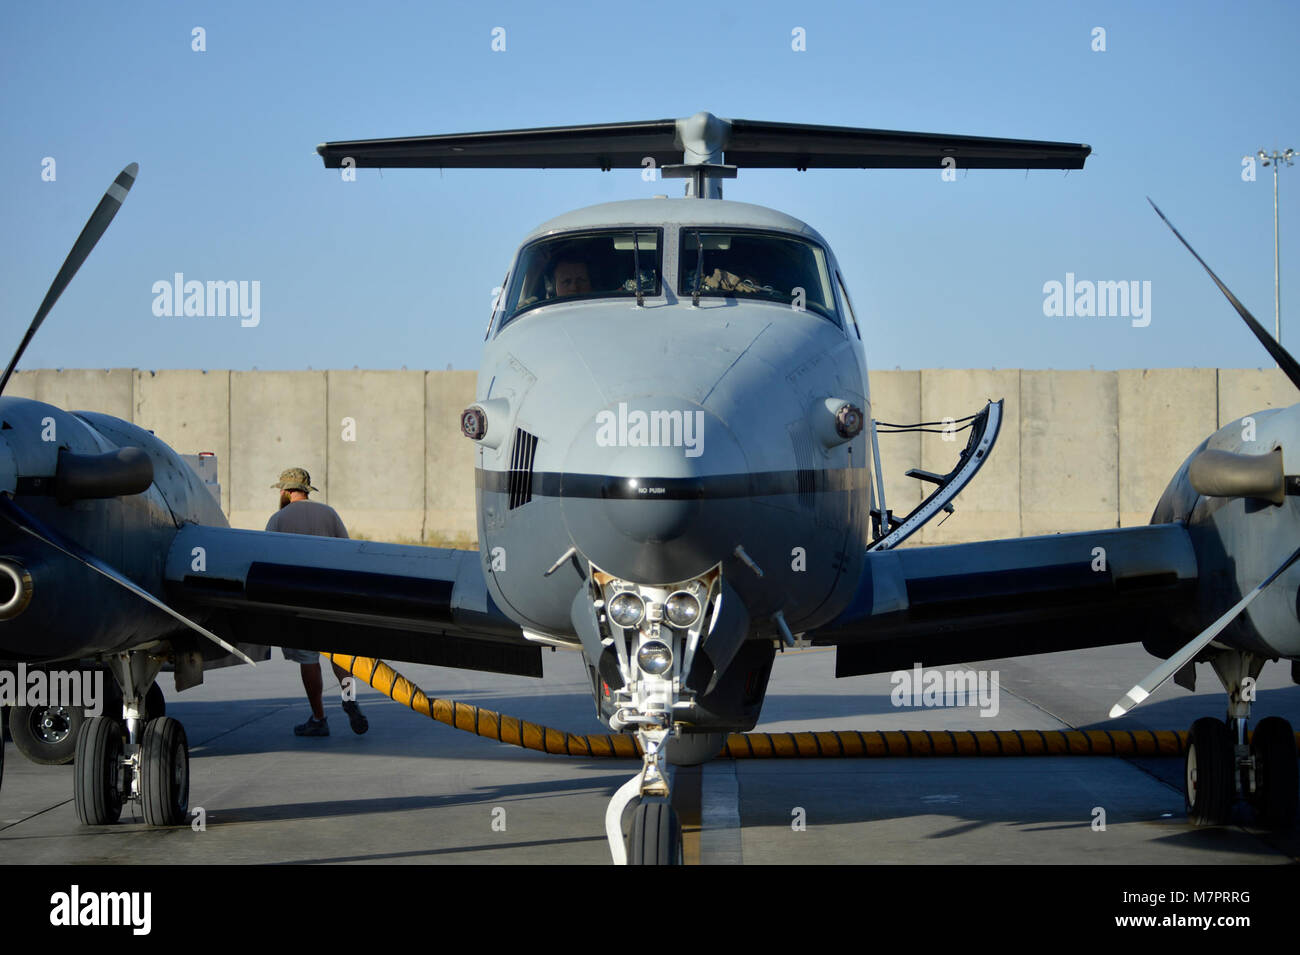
[605,728,684,864]
[627,798,682,865]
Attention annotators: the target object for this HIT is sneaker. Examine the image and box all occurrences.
[294,715,329,737]
[342,700,369,735]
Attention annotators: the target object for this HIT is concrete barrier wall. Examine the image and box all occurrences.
[326,370,426,543]
[8,369,1296,546]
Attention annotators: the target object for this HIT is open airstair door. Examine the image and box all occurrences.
[868,399,1003,551]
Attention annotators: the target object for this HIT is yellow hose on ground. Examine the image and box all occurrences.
[326,653,1295,759]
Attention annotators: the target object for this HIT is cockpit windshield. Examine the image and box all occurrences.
[679,230,838,323]
[500,229,662,325]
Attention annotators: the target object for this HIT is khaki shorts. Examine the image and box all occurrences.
[281,647,319,664]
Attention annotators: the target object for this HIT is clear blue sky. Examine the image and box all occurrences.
[2,0,1297,372]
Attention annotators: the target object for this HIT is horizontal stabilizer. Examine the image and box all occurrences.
[317,113,1090,172]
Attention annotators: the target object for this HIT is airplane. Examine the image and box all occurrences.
[1,112,1297,865]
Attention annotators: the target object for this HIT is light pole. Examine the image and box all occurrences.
[1255,148,1295,346]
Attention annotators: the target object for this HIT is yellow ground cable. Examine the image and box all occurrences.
[326,653,1300,759]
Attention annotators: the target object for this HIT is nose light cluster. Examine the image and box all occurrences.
[461,407,487,440]
[835,403,865,439]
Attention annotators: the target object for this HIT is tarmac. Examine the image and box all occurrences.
[2,642,1299,864]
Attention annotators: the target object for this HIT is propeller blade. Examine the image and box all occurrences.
[0,495,255,666]
[1148,198,1300,392]
[0,163,139,395]
[1109,543,1300,717]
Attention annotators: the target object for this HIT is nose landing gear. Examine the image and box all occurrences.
[604,728,683,865]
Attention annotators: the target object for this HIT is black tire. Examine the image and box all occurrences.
[1249,716,1298,829]
[1186,716,1235,826]
[9,704,85,765]
[628,798,682,865]
[140,716,188,827]
[74,717,124,826]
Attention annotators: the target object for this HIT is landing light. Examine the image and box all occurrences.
[665,591,701,628]
[461,407,487,440]
[636,640,673,675]
[608,591,645,628]
[836,404,864,439]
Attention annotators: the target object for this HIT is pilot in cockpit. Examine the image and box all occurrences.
[551,257,593,297]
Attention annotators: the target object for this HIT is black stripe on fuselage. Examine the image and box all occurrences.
[475,467,868,500]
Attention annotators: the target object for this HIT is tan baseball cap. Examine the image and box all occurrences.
[271,467,318,493]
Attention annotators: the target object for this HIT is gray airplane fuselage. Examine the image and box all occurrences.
[474,200,871,711]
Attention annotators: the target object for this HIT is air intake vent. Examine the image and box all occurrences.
[788,423,817,510]
[508,428,539,509]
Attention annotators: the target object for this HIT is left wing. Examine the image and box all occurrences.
[163,524,540,678]
[812,523,1198,677]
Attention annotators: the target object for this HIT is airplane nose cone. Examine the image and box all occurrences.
[561,400,751,582]
[591,446,700,544]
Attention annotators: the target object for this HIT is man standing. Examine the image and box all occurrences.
[266,467,368,737]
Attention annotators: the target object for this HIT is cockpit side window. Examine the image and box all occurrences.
[499,229,662,328]
[835,271,862,341]
[678,230,839,325]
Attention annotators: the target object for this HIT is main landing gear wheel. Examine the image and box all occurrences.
[74,717,124,826]
[140,716,189,827]
[1248,716,1298,829]
[628,798,682,865]
[1186,717,1235,826]
[9,703,84,765]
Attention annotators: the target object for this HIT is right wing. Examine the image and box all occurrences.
[163,524,540,678]
[812,523,1199,677]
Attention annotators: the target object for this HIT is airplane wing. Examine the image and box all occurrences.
[162,524,540,678]
[810,523,1198,677]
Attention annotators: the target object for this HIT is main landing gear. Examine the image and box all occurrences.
[74,650,189,827]
[1184,650,1298,829]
